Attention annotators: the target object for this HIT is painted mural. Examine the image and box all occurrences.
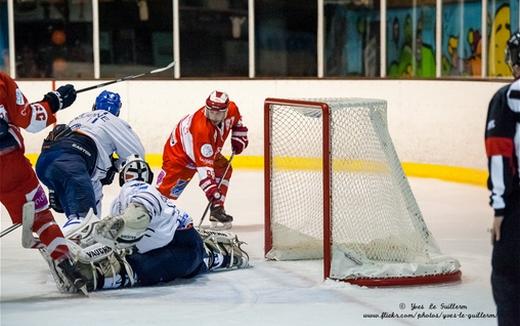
[325,5,379,77]
[487,2,515,77]
[387,7,436,78]
[325,0,519,78]
[441,1,482,77]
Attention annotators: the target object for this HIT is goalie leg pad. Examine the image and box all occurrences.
[197,227,250,270]
[94,252,136,290]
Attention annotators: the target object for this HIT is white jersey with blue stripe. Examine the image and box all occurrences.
[68,110,145,181]
[67,110,145,214]
[110,180,193,253]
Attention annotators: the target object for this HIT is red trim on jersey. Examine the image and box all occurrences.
[485,137,514,157]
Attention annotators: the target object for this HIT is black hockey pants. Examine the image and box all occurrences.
[491,193,520,326]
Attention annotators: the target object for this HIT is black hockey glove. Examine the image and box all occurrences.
[49,189,64,213]
[100,165,117,186]
[100,153,118,186]
[0,119,20,152]
[44,84,77,113]
[42,124,73,151]
[0,119,9,138]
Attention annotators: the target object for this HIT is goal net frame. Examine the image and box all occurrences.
[263,97,462,287]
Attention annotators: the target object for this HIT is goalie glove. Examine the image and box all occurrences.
[93,203,151,249]
[231,124,248,155]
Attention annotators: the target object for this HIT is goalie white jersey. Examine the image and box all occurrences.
[110,180,193,254]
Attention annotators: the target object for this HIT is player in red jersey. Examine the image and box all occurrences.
[157,90,248,229]
[0,72,87,293]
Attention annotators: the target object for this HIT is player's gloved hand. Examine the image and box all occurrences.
[49,189,64,213]
[199,176,224,208]
[93,203,151,249]
[100,166,117,186]
[100,153,119,185]
[0,119,20,152]
[0,119,9,138]
[231,124,248,155]
[44,84,77,113]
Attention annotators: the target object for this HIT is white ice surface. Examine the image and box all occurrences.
[1,172,497,325]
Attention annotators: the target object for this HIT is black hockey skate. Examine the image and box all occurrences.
[56,259,89,295]
[209,206,233,230]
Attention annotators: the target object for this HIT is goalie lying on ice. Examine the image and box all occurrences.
[26,155,250,293]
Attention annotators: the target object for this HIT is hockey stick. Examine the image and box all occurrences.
[76,61,176,94]
[0,223,21,238]
[198,152,235,227]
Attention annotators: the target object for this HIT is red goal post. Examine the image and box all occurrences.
[263,97,462,286]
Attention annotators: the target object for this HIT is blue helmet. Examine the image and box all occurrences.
[93,90,121,116]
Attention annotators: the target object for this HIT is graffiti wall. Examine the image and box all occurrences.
[325,0,519,78]
[387,5,436,78]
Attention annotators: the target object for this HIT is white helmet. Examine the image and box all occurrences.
[204,90,229,124]
[119,154,154,186]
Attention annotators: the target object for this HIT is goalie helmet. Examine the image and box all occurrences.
[506,31,520,69]
[119,154,154,187]
[93,90,122,117]
[204,90,229,124]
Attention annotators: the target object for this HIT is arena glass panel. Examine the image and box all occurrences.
[324,0,381,77]
[441,0,482,78]
[13,0,94,79]
[179,0,248,77]
[386,0,437,78]
[487,0,520,78]
[255,0,317,77]
[0,0,8,73]
[99,0,173,79]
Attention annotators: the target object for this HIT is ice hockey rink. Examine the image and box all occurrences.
[0,169,497,326]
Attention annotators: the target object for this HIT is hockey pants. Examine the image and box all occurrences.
[126,226,208,286]
[491,194,520,326]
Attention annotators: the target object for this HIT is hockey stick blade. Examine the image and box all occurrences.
[77,61,176,94]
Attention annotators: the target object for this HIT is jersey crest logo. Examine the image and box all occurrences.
[15,88,24,105]
[201,143,213,158]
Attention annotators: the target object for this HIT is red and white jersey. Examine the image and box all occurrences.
[163,102,243,180]
[0,72,56,154]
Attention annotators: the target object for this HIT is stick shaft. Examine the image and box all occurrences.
[198,153,235,227]
[0,223,21,238]
[76,61,175,94]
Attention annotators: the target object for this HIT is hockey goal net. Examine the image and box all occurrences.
[264,98,461,286]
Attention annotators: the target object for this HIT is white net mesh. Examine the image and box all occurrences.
[266,98,460,282]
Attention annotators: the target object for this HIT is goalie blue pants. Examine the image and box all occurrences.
[127,226,208,286]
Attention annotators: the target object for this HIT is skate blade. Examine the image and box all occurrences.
[207,221,232,231]
[78,285,89,297]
